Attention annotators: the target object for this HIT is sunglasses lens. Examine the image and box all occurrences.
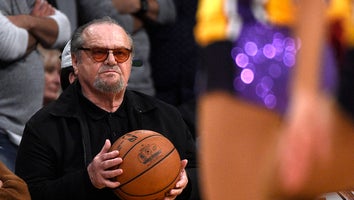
[113,49,130,63]
[91,49,109,62]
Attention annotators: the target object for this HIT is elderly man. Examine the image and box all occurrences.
[15,16,199,200]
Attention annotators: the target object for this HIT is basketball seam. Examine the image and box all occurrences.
[117,147,178,195]
[117,166,180,198]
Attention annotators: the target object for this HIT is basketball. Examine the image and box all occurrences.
[109,130,181,200]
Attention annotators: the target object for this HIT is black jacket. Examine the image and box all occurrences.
[15,82,199,200]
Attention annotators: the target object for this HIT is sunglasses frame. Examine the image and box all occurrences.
[78,47,132,63]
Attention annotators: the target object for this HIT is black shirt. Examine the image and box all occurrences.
[79,91,131,156]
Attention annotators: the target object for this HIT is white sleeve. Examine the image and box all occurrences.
[48,9,71,48]
[0,12,28,61]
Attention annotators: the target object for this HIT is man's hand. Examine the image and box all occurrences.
[87,139,123,189]
[111,0,141,14]
[5,0,57,49]
[31,0,55,17]
[164,159,189,200]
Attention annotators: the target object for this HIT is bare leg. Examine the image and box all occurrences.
[198,92,281,200]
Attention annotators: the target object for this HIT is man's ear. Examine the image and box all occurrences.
[71,53,79,75]
[69,72,77,84]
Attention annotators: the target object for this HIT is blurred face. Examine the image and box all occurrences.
[72,23,133,96]
[43,50,61,105]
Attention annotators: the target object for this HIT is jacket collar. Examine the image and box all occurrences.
[49,81,157,118]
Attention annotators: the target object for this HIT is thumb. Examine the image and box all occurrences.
[180,159,188,170]
[99,139,112,154]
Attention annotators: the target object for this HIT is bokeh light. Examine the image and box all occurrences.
[232,22,296,113]
[244,42,258,56]
[235,53,249,68]
[263,44,276,59]
[227,12,337,114]
[283,52,296,67]
[264,94,277,109]
[240,69,254,84]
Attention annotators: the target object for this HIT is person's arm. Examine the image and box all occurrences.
[8,13,70,49]
[77,0,135,33]
[111,0,176,25]
[7,0,70,49]
[30,0,71,48]
[0,13,35,61]
[46,9,71,48]
[0,161,31,200]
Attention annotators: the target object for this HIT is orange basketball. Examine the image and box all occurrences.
[109,130,181,200]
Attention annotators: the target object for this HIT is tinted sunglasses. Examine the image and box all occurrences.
[79,47,132,63]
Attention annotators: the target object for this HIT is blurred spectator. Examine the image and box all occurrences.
[146,0,200,139]
[0,0,71,171]
[147,0,199,106]
[77,0,176,96]
[38,44,62,106]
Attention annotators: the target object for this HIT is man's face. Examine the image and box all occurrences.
[72,23,132,95]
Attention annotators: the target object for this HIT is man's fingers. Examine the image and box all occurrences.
[101,168,123,179]
[31,0,55,17]
[101,156,122,169]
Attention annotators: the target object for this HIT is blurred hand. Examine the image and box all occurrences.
[0,180,3,188]
[164,159,189,200]
[31,0,55,17]
[87,139,123,189]
[278,94,333,194]
[112,0,141,14]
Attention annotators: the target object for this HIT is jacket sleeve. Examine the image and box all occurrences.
[164,105,200,200]
[0,161,31,200]
[178,127,200,200]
